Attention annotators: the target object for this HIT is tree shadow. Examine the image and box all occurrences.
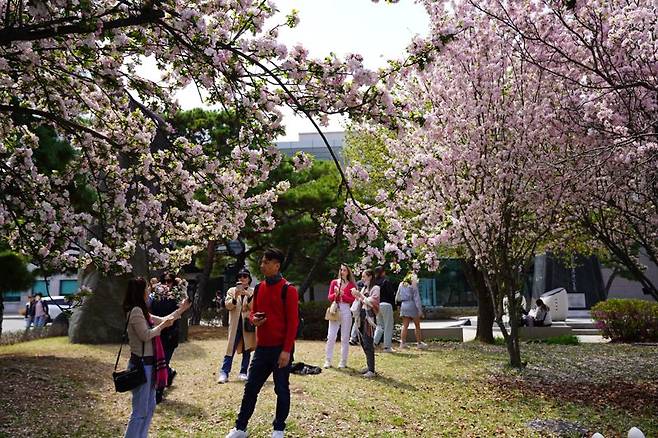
[334,367,419,391]
[158,398,206,418]
[0,355,126,437]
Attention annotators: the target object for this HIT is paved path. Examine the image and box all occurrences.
[2,315,27,333]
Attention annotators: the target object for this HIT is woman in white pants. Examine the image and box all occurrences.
[324,264,357,369]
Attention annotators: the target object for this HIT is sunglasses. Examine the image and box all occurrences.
[237,274,250,279]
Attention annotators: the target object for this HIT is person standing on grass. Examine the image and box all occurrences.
[373,266,396,352]
[149,273,187,404]
[352,269,380,378]
[397,273,427,350]
[226,248,299,438]
[323,264,357,369]
[218,268,255,383]
[123,277,190,438]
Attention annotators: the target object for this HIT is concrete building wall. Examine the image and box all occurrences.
[276,131,345,163]
[603,251,658,301]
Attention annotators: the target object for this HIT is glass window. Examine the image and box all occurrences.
[32,280,49,295]
[59,280,78,295]
[3,291,22,302]
[418,259,478,308]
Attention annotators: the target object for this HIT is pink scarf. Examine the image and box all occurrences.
[149,318,169,389]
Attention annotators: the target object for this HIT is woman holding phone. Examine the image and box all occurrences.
[323,264,357,369]
[218,269,255,383]
[123,277,190,437]
[351,269,380,378]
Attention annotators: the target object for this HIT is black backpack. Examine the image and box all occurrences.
[253,282,304,339]
[41,300,49,315]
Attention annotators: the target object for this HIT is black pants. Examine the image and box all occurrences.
[235,346,291,432]
[359,322,375,373]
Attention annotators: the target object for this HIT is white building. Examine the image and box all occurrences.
[276,131,345,163]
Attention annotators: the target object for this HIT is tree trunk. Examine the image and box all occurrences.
[604,268,618,299]
[69,249,148,344]
[69,266,132,343]
[298,240,338,297]
[191,240,216,325]
[462,259,494,344]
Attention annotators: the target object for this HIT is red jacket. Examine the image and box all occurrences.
[250,277,299,353]
[328,279,357,304]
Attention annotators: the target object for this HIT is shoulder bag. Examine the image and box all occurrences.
[112,315,147,393]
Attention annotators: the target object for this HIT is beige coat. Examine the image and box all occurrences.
[224,286,255,355]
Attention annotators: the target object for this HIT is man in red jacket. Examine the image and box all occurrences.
[226,248,299,438]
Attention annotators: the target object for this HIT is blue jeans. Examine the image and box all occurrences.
[25,317,33,329]
[34,315,47,328]
[124,364,155,438]
[235,346,291,432]
[221,319,252,376]
[373,303,394,349]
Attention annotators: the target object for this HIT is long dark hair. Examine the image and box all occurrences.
[123,277,149,320]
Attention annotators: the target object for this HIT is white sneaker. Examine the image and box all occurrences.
[271,431,284,438]
[323,360,332,369]
[338,361,347,369]
[382,347,394,353]
[399,342,408,349]
[217,372,228,384]
[225,428,248,438]
[417,342,428,350]
[363,371,376,378]
[238,373,248,381]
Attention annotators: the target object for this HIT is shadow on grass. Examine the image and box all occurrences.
[158,398,207,418]
[333,367,419,391]
[0,355,125,437]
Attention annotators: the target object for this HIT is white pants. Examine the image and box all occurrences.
[325,302,353,365]
[374,302,394,349]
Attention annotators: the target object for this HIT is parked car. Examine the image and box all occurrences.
[41,295,73,324]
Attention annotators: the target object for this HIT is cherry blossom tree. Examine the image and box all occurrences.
[0,0,443,341]
[343,2,578,367]
[470,0,658,299]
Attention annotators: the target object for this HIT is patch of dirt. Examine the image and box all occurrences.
[489,374,658,416]
[187,325,227,340]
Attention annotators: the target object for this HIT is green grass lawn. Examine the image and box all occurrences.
[0,329,656,437]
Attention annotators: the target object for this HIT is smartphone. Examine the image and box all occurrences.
[254,312,266,320]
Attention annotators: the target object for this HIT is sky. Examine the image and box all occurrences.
[170,1,430,140]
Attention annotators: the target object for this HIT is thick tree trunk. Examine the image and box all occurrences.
[69,249,148,344]
[69,266,132,343]
[191,240,216,325]
[462,259,494,344]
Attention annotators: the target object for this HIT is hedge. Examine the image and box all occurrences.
[591,299,658,342]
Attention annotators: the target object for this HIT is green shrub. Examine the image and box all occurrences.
[592,299,658,342]
[299,301,329,340]
[534,335,580,345]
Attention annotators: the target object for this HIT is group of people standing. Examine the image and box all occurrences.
[23,293,49,329]
[120,249,429,438]
[323,265,427,377]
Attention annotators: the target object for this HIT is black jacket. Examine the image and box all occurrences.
[150,297,180,348]
[376,276,397,310]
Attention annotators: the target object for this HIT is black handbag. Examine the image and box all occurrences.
[112,318,146,393]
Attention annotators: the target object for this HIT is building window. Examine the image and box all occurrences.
[32,280,49,295]
[418,259,478,307]
[60,280,79,296]
[3,291,22,302]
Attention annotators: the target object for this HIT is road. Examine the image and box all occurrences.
[2,316,27,333]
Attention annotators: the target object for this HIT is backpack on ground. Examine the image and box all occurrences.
[253,282,304,339]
